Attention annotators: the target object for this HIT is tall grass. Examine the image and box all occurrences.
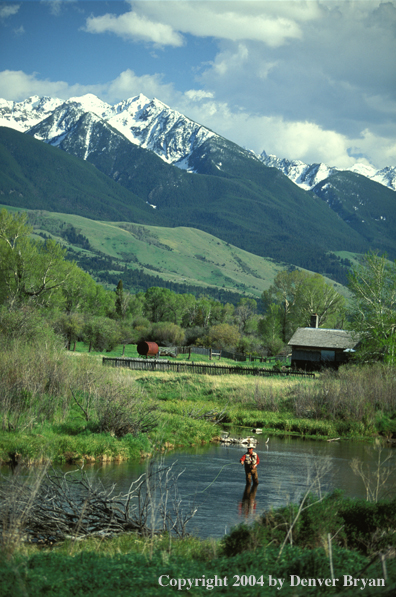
[289,365,396,427]
[0,339,70,432]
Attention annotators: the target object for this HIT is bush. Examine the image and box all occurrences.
[149,321,185,346]
[94,380,158,438]
[82,316,121,352]
[0,306,58,345]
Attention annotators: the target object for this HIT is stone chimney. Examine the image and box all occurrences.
[310,314,319,328]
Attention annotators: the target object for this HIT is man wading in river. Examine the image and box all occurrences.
[240,445,259,486]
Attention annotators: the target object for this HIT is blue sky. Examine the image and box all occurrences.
[1,0,395,169]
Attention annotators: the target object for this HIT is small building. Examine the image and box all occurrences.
[288,315,359,371]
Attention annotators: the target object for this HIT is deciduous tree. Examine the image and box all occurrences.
[348,251,396,364]
[0,209,76,309]
[262,269,345,342]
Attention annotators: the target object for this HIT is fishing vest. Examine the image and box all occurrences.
[244,451,258,466]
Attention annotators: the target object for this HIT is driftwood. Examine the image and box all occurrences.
[220,435,257,446]
[0,461,197,544]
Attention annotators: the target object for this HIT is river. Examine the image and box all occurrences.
[54,434,392,539]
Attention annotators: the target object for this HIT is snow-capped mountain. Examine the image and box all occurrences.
[2,92,396,278]
[259,151,396,193]
[1,93,394,192]
[1,93,216,170]
[0,95,64,132]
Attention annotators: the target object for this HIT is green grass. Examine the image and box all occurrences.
[3,488,396,596]
[0,361,380,466]
[1,339,392,466]
[1,531,394,596]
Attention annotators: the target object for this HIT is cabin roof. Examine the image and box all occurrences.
[288,328,359,350]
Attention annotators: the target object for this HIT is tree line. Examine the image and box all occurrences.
[0,208,395,364]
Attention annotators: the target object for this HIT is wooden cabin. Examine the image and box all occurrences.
[288,315,359,371]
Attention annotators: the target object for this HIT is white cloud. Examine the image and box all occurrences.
[84,1,321,48]
[184,89,214,102]
[134,1,311,47]
[175,95,395,169]
[0,4,20,20]
[0,68,179,106]
[85,8,184,46]
[0,70,97,101]
[13,25,24,36]
[1,63,394,169]
[105,69,178,104]
[40,1,77,17]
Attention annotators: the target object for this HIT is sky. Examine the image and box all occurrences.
[0,0,395,170]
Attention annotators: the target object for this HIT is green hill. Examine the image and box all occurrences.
[1,205,350,303]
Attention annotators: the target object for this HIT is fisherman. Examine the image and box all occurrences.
[240,444,259,486]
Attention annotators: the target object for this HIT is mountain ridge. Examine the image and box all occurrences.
[1,93,394,190]
[1,94,395,283]
[259,150,396,193]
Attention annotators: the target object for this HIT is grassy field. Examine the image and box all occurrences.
[72,341,281,367]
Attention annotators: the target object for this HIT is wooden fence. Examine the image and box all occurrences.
[102,357,315,378]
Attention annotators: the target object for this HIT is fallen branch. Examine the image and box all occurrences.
[0,461,197,544]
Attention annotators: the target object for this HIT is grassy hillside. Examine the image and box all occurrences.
[2,205,349,300]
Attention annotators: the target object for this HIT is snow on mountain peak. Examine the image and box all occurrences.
[1,91,393,191]
[0,95,63,132]
[0,92,218,169]
[65,94,113,119]
[259,151,395,193]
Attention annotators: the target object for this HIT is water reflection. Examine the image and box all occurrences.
[2,435,393,539]
[239,483,258,519]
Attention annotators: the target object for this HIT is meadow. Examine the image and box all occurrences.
[2,204,352,300]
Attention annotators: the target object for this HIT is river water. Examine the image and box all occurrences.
[52,435,393,539]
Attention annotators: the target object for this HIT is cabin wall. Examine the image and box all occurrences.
[291,346,349,371]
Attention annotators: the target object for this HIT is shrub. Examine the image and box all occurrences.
[149,322,185,346]
[0,338,70,431]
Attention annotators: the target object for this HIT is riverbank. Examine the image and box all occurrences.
[1,340,395,466]
[1,490,396,596]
